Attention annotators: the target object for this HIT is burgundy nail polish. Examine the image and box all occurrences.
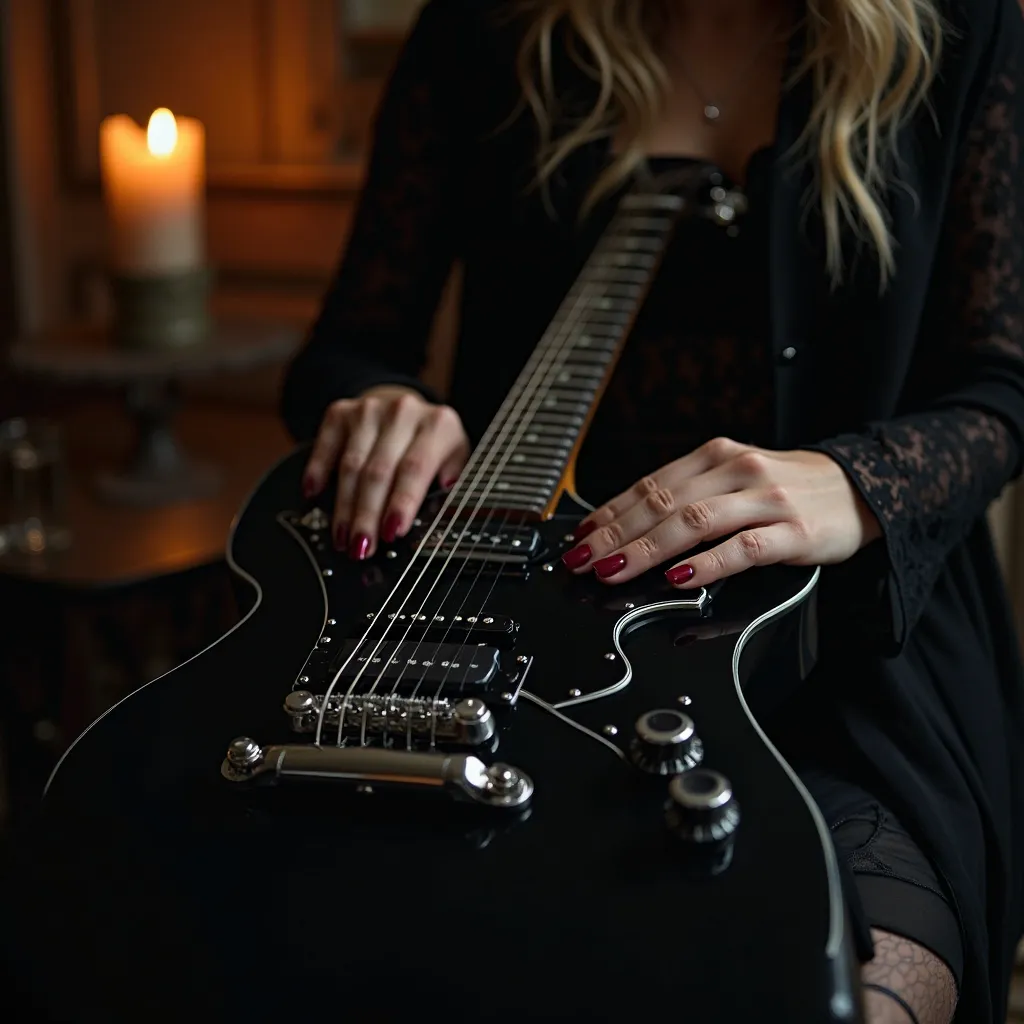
[441,476,458,491]
[593,553,627,579]
[350,533,371,561]
[334,524,348,551]
[561,544,592,571]
[574,520,598,542]
[381,513,402,545]
[302,474,317,499]
[665,564,695,586]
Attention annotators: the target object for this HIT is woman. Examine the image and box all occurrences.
[281,0,1024,1020]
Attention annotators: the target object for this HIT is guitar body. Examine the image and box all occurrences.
[4,447,862,1023]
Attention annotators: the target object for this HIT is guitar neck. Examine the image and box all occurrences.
[457,190,686,519]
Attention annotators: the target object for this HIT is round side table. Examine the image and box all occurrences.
[9,319,301,506]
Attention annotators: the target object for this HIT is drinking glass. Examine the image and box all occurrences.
[0,418,71,556]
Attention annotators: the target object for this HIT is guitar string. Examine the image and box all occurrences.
[314,253,603,746]
[359,200,675,743]
[333,269,605,742]
[313,192,677,747]
[353,208,659,730]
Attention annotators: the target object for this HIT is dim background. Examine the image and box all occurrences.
[0,2,1020,1012]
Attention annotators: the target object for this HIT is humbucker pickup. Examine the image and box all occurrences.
[369,611,518,649]
[408,523,542,565]
[331,640,500,690]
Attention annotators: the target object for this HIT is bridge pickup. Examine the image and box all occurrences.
[374,612,518,649]
[410,523,542,565]
[332,640,500,691]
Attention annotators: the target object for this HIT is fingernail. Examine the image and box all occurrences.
[574,520,598,542]
[593,553,627,579]
[441,476,458,490]
[381,513,402,545]
[666,564,695,586]
[333,523,348,551]
[349,533,371,561]
[561,544,592,571]
[302,474,317,499]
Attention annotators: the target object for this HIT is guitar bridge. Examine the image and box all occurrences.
[283,691,496,747]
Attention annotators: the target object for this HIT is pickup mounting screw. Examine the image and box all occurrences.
[386,550,397,559]
[298,675,309,684]
[483,617,494,624]
[328,619,337,626]
[624,603,635,610]
[568,688,582,698]
[366,613,374,620]
[319,636,331,644]
[499,692,514,702]
[322,569,333,577]
[563,533,575,543]
[543,563,554,572]
[678,695,693,706]
[604,652,616,661]
[516,655,528,664]
[602,725,619,737]
[434,615,444,622]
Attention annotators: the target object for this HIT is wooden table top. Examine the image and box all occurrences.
[0,400,296,590]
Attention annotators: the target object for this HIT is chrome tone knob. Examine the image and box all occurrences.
[630,709,703,775]
[665,769,741,845]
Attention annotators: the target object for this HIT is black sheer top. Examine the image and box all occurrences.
[281,2,1024,1019]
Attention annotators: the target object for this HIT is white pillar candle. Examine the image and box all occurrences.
[99,108,205,277]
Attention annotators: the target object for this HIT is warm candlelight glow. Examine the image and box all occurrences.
[100,110,205,275]
[147,108,178,158]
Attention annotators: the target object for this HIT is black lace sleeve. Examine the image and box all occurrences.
[810,1,1024,649]
[280,1,469,440]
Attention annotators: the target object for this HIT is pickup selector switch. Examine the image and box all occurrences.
[630,709,703,775]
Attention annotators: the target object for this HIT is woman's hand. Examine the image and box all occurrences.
[562,437,883,588]
[302,386,470,560]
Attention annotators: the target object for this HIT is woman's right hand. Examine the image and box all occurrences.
[302,386,470,560]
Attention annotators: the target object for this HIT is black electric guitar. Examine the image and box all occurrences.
[9,172,862,1023]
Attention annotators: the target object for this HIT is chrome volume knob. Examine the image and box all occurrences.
[629,709,703,775]
[665,769,740,845]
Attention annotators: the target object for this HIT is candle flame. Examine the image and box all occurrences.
[147,108,178,157]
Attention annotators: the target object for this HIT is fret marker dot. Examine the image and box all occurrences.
[704,104,721,122]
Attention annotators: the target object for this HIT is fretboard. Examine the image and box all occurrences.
[456,190,686,519]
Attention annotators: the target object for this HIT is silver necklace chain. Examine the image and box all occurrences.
[668,22,787,125]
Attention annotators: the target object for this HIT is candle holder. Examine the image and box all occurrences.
[111,266,213,350]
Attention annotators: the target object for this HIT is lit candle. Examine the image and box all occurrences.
[99,108,205,277]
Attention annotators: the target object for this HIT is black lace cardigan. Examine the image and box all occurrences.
[281,1,1024,1018]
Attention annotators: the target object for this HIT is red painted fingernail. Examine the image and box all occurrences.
[593,553,627,579]
[561,544,592,571]
[574,520,598,541]
[349,533,371,561]
[381,513,402,544]
[441,476,458,490]
[666,564,695,586]
[333,523,348,551]
[302,474,317,499]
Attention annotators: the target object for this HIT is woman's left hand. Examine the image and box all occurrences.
[562,437,883,588]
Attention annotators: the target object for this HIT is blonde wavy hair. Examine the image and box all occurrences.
[515,0,943,285]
